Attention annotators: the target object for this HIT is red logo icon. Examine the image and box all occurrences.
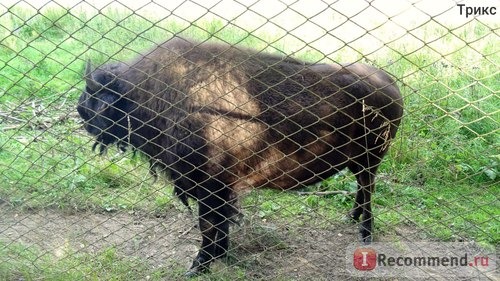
[353,248,377,270]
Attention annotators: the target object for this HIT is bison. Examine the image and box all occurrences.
[77,37,403,276]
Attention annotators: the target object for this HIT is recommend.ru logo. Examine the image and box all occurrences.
[353,247,377,270]
[347,242,496,279]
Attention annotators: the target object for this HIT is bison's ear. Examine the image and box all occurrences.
[85,60,102,92]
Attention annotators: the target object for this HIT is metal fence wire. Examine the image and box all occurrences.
[0,0,498,280]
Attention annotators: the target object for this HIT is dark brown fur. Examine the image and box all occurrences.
[77,37,403,276]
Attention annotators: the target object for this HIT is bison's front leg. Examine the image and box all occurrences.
[186,185,230,277]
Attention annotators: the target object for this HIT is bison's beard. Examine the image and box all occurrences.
[91,133,129,156]
[91,140,108,155]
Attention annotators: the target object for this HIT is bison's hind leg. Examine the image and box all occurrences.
[348,164,377,244]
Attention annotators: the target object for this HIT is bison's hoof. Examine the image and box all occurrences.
[186,256,210,277]
[184,269,198,278]
[361,234,373,244]
[185,265,209,278]
[359,229,373,244]
[184,268,206,278]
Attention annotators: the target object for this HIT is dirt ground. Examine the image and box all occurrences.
[0,204,496,280]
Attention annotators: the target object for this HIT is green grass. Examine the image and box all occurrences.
[0,242,169,281]
[0,5,498,280]
[0,123,178,212]
[0,240,261,281]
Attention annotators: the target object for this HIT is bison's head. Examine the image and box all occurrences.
[77,61,132,154]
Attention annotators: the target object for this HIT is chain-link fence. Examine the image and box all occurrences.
[0,0,498,280]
